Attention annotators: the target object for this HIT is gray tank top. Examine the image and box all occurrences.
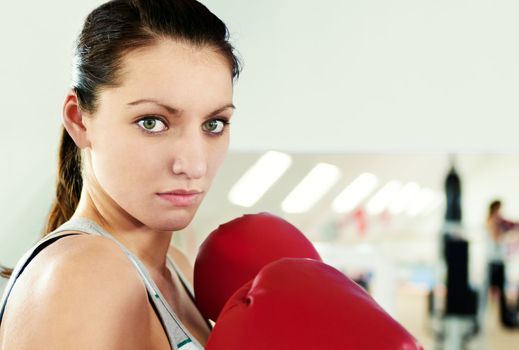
[0,216,208,350]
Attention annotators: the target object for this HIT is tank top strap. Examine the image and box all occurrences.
[63,217,204,350]
[166,257,213,331]
[167,257,194,297]
[0,232,81,324]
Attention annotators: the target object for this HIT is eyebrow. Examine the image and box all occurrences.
[127,98,236,117]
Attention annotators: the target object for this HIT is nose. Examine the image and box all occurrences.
[171,133,207,180]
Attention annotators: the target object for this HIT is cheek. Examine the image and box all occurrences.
[91,132,161,198]
[206,136,229,180]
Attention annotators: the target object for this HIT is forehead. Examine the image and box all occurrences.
[101,39,233,109]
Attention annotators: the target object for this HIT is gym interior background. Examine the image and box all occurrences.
[1,1,519,349]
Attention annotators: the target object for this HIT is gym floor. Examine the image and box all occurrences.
[396,286,519,349]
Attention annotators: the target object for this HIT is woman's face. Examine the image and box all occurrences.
[82,39,234,231]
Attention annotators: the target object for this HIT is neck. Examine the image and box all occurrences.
[73,186,174,275]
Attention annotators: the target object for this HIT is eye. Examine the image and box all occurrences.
[203,118,230,135]
[136,117,168,133]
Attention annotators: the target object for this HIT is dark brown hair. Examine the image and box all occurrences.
[1,0,240,279]
[488,200,502,219]
[0,266,13,279]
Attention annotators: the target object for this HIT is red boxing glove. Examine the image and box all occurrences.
[194,212,321,321]
[206,258,423,350]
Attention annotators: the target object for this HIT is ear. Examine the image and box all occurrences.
[62,89,91,149]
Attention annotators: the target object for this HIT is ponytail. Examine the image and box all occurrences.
[1,120,82,280]
[42,126,83,236]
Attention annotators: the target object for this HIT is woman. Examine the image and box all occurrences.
[485,200,519,328]
[0,0,240,348]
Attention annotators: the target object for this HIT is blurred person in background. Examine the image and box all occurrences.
[485,199,519,328]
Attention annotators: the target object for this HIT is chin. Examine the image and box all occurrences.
[149,210,197,232]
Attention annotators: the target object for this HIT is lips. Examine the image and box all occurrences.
[157,189,203,206]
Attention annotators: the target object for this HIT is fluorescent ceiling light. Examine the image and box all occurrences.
[366,180,402,215]
[406,188,435,216]
[332,173,378,213]
[228,150,292,207]
[389,182,420,215]
[281,163,341,213]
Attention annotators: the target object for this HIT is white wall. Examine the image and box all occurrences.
[205,0,519,152]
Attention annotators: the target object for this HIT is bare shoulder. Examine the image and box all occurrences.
[167,244,194,285]
[1,234,151,350]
